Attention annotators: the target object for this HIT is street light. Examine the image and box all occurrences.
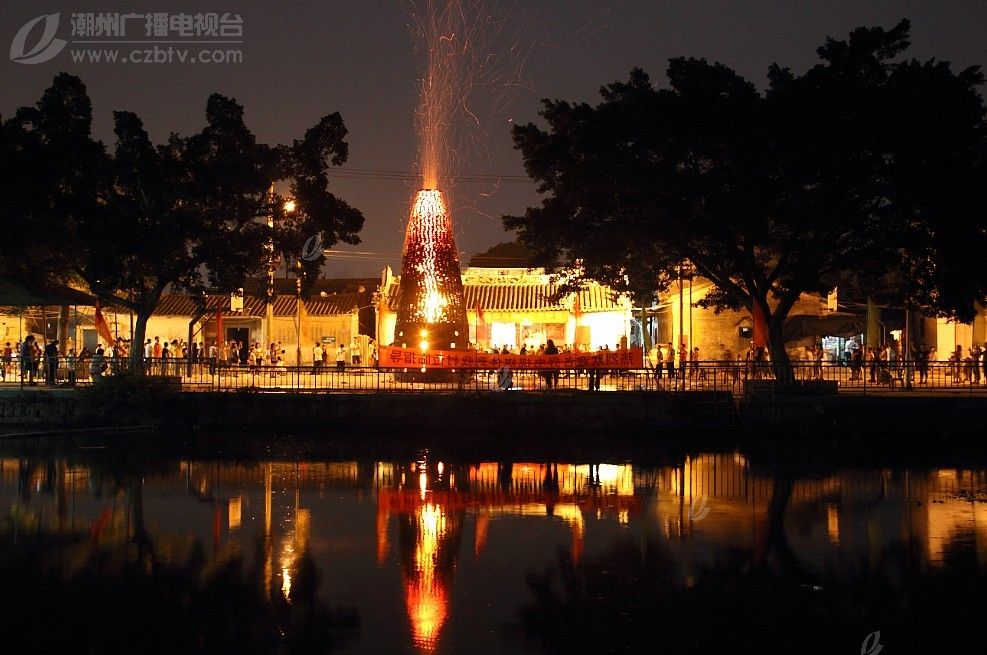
[267,195,297,343]
[294,258,304,366]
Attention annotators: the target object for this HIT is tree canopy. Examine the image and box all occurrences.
[1,73,364,361]
[505,20,987,380]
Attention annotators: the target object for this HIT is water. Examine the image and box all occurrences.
[3,440,987,654]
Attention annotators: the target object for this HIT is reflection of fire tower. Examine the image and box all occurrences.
[395,462,465,652]
[394,190,468,355]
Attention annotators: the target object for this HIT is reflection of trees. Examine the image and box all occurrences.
[760,469,810,581]
[519,534,987,653]
[518,476,987,655]
[4,538,356,654]
[3,456,358,654]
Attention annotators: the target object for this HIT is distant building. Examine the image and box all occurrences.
[55,278,378,364]
[378,266,634,351]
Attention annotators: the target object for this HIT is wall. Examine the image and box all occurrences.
[661,279,831,358]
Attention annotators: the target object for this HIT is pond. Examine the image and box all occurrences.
[2,438,986,653]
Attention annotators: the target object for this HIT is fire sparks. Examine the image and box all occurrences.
[409,0,531,189]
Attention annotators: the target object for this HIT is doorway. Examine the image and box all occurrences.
[227,327,250,364]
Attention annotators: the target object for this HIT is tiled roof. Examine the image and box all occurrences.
[385,280,624,313]
[152,293,362,317]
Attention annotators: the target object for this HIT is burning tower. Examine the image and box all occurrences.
[394,189,468,352]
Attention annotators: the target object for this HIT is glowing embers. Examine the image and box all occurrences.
[394,188,468,353]
[407,190,453,323]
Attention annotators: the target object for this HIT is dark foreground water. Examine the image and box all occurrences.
[3,438,987,654]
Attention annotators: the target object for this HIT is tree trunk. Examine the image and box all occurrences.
[57,305,69,355]
[640,307,651,351]
[130,310,151,371]
[760,295,796,386]
[767,320,794,386]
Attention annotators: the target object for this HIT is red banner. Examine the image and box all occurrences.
[93,301,115,345]
[379,346,644,370]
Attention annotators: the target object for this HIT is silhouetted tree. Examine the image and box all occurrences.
[2,73,364,364]
[505,20,987,382]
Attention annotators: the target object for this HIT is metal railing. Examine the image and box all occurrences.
[2,357,986,394]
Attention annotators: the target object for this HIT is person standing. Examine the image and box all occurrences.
[312,342,324,375]
[335,344,346,372]
[678,343,688,388]
[20,336,36,385]
[66,348,78,386]
[209,341,218,375]
[90,346,105,383]
[543,338,559,390]
[498,360,513,390]
[350,338,362,367]
[1,342,12,380]
[43,339,59,385]
[161,341,170,376]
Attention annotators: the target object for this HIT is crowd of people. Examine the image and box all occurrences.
[5,332,987,390]
[0,334,381,385]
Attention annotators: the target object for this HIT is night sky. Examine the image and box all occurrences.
[3,1,986,278]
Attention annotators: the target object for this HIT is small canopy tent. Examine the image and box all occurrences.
[0,278,97,352]
[0,278,96,307]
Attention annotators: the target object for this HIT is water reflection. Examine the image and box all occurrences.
[3,451,987,652]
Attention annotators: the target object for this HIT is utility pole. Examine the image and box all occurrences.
[266,183,275,349]
[904,303,913,390]
[295,258,304,366]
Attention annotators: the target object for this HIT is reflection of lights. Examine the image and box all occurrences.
[228,496,242,530]
[419,470,428,500]
[597,464,620,484]
[826,504,839,544]
[407,502,449,650]
[437,462,444,476]
[280,540,296,602]
[281,565,292,600]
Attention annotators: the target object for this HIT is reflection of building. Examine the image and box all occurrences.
[376,458,645,650]
[380,267,633,350]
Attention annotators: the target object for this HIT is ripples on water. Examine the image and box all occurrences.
[3,444,987,653]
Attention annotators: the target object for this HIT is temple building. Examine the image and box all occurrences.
[377,266,635,352]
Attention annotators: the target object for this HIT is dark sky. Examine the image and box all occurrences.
[3,1,986,278]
